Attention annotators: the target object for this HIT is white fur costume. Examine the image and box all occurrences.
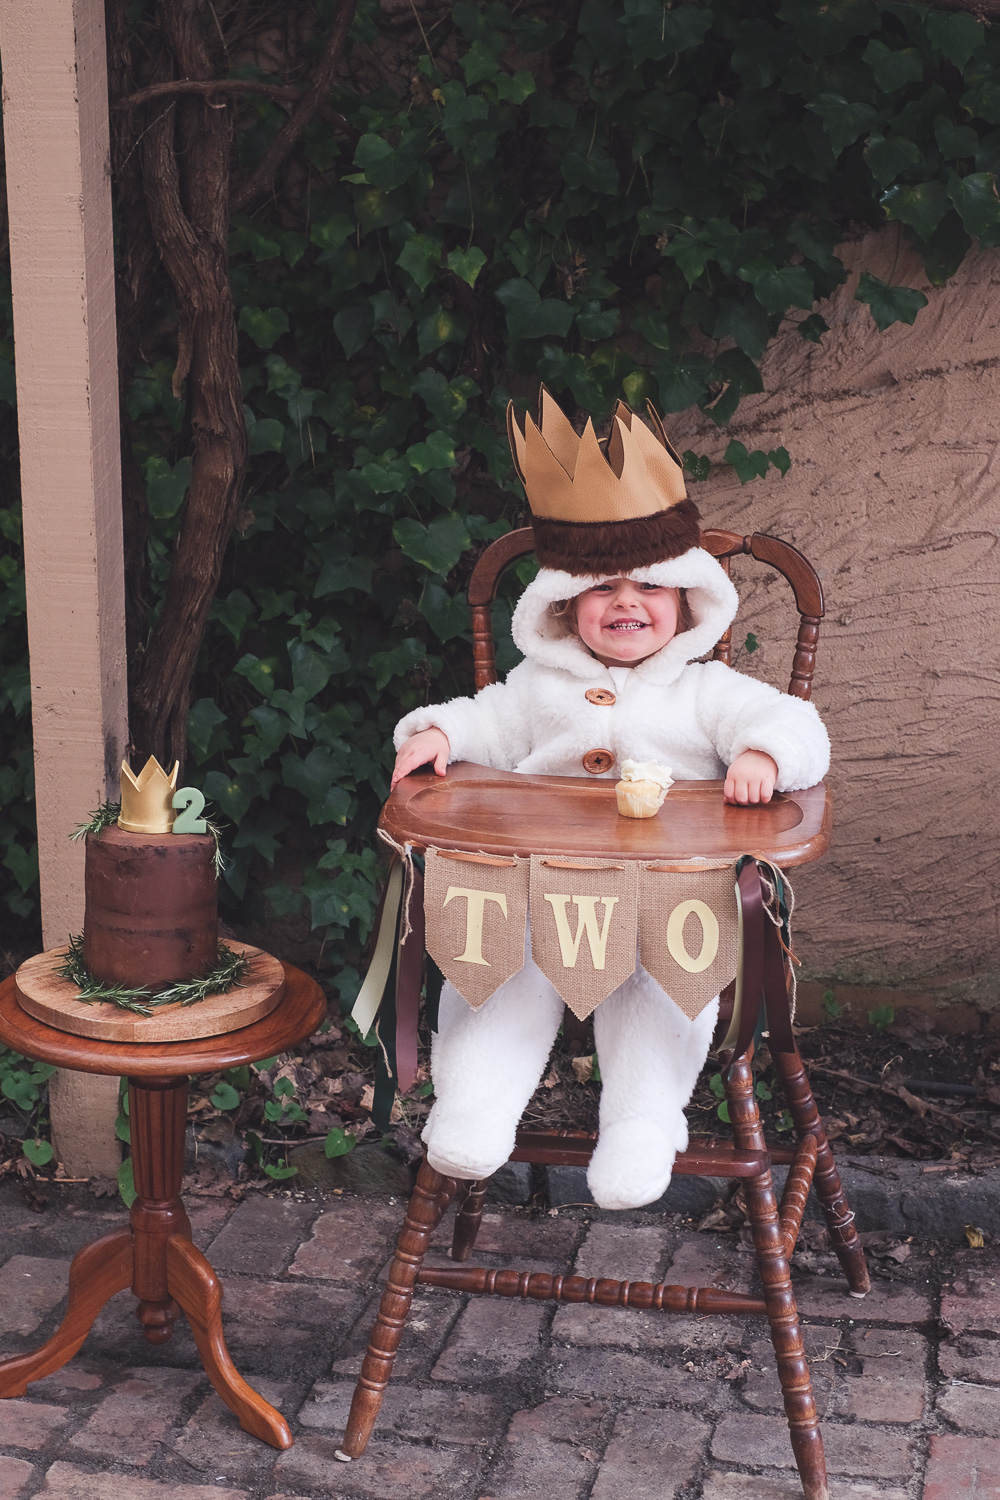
[395,550,830,1209]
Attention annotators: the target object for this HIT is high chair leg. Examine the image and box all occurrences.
[727,1054,829,1500]
[336,1159,457,1462]
[451,1178,489,1262]
[770,1045,870,1298]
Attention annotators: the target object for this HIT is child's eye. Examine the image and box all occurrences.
[638,583,662,592]
[588,584,613,593]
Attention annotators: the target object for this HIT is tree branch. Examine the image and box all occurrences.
[129,1,247,767]
[116,77,301,109]
[231,0,358,215]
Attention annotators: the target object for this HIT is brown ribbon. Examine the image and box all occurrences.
[732,862,794,1066]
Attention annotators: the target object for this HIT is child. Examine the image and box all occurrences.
[392,391,829,1210]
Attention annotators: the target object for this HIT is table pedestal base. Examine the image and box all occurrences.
[0,1074,291,1450]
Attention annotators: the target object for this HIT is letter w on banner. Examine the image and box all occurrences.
[639,863,739,1018]
[423,848,529,1008]
[530,854,638,1020]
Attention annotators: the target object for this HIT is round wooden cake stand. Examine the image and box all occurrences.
[15,941,286,1043]
[0,964,326,1450]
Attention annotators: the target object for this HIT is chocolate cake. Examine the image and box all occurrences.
[82,825,218,989]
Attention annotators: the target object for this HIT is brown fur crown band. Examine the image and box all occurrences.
[532,500,703,578]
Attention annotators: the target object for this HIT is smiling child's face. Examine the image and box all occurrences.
[573,577,681,667]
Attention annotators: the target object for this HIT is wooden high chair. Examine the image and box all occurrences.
[337,528,870,1500]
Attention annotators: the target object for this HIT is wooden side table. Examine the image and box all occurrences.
[0,964,325,1449]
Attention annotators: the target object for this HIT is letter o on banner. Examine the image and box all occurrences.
[638,863,740,1019]
[666,899,719,974]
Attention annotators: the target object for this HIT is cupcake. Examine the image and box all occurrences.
[615,759,674,818]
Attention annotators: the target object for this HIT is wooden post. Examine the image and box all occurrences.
[0,0,128,1175]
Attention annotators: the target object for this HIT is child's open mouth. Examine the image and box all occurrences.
[606,620,647,631]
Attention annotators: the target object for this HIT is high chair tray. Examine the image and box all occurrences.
[381,762,830,867]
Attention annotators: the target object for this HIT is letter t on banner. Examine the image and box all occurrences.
[443,887,508,965]
[424,849,529,1008]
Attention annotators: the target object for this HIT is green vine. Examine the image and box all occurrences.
[54,934,249,1015]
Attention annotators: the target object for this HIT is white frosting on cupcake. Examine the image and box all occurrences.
[619,759,674,791]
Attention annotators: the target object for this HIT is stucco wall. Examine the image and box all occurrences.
[669,227,1000,1007]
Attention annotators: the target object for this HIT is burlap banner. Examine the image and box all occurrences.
[529,854,639,1020]
[423,848,529,1008]
[638,862,739,1018]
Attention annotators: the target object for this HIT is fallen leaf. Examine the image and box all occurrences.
[696,1202,731,1233]
[893,1085,929,1118]
[572,1055,596,1084]
[359,1085,402,1123]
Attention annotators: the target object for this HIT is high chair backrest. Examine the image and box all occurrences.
[467,527,824,700]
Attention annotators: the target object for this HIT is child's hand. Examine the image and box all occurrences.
[391,728,451,788]
[724,750,778,806]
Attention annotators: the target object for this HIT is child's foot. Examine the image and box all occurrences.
[422,1108,515,1183]
[586,1117,684,1210]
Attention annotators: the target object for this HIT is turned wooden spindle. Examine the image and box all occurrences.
[416,1264,767,1315]
[778,1133,819,1259]
[129,1076,191,1343]
[790,616,821,700]
[450,1178,489,1262]
[711,550,735,666]
[471,603,497,691]
[467,527,535,691]
[337,1159,457,1462]
[770,1045,870,1296]
[726,1054,829,1500]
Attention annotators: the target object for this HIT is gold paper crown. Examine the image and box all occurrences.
[118,756,179,835]
[506,387,701,576]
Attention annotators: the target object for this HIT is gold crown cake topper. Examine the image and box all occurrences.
[118,756,180,835]
[506,386,702,577]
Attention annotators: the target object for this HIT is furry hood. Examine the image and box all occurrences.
[510,548,740,686]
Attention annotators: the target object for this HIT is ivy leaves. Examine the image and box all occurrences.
[725,441,791,485]
[855,273,928,332]
[881,181,950,242]
[394,514,470,577]
[808,95,877,158]
[578,0,711,67]
[948,172,1000,244]
[496,280,576,342]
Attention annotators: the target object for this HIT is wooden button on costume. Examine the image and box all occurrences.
[394,390,830,1209]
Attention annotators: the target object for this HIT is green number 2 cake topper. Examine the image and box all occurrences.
[172,786,208,834]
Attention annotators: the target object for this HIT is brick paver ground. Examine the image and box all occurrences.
[0,1175,992,1498]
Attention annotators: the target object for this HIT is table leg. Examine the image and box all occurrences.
[128,1076,192,1344]
[0,1229,133,1396]
[0,1072,289,1447]
[166,1235,292,1448]
[129,1074,291,1448]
